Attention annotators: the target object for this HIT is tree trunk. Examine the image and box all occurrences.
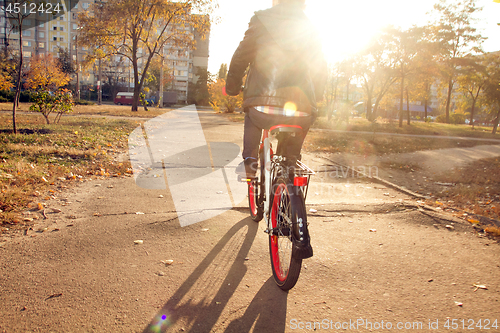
[470,99,476,130]
[365,92,372,122]
[445,79,453,123]
[424,99,428,121]
[12,21,23,134]
[406,88,410,126]
[399,77,404,127]
[492,107,500,135]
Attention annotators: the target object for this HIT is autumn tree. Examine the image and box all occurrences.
[428,0,485,123]
[57,47,75,76]
[383,26,426,126]
[218,63,227,80]
[78,0,214,111]
[456,56,489,128]
[209,78,242,113]
[4,0,35,133]
[481,54,500,134]
[0,54,14,91]
[353,33,399,121]
[324,63,341,120]
[143,57,174,98]
[411,33,440,121]
[188,67,210,105]
[24,54,71,91]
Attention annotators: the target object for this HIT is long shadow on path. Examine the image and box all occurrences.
[142,218,288,332]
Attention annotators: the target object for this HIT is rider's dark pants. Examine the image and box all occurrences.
[242,107,313,160]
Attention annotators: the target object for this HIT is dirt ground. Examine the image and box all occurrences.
[0,111,499,332]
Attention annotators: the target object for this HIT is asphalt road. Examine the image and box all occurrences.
[0,109,499,332]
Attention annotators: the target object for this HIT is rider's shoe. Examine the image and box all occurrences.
[235,157,257,178]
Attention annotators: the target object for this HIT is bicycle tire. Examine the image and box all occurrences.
[269,177,304,291]
[248,178,263,222]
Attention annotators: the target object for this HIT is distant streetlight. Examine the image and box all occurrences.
[74,27,83,101]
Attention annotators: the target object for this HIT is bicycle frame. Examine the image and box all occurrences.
[260,129,315,227]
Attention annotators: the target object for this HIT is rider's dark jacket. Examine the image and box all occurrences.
[226,3,327,116]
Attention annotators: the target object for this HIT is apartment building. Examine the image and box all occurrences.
[1,0,210,104]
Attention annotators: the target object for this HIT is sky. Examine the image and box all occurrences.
[207,0,500,74]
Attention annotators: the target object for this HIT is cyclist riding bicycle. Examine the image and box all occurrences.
[226,0,327,178]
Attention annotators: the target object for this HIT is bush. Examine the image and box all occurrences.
[74,99,95,105]
[29,89,74,124]
[0,90,14,102]
[436,114,447,123]
[0,90,32,102]
[435,113,467,124]
[450,113,466,125]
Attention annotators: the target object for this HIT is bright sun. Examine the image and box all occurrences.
[305,0,500,64]
[304,0,439,64]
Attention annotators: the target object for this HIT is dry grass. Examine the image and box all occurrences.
[0,113,139,230]
[432,157,500,221]
[0,102,174,119]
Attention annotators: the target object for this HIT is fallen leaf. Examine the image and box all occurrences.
[136,212,145,215]
[473,284,487,291]
[134,240,144,245]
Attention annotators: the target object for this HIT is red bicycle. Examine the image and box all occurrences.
[241,124,314,290]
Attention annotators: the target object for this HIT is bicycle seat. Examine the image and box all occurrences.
[269,125,303,136]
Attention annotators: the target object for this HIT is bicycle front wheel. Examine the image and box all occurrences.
[269,178,303,291]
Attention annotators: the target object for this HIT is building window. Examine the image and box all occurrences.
[23,41,31,47]
[53,37,57,41]
[82,3,89,9]
[39,32,44,38]
[22,30,31,36]
[25,19,31,26]
[23,51,32,57]
[54,26,58,30]
[38,42,45,48]
[73,24,78,30]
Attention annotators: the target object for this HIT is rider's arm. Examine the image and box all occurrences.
[226,15,261,96]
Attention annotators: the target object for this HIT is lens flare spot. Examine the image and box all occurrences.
[284,101,297,113]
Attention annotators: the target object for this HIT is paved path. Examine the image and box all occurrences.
[0,110,499,332]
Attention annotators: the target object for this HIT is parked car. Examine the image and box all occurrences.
[114,92,134,105]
